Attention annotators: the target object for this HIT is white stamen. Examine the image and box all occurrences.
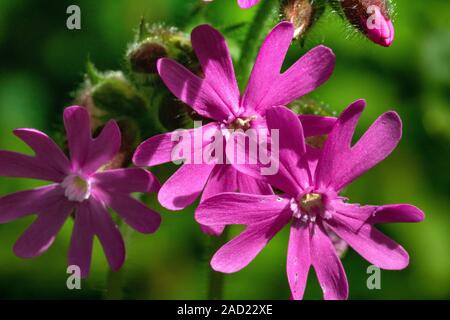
[61,174,92,202]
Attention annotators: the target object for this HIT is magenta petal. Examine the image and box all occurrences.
[13,128,70,175]
[298,115,337,137]
[88,198,125,271]
[100,192,161,234]
[369,204,425,224]
[68,203,94,278]
[0,150,66,182]
[63,106,91,171]
[157,58,235,121]
[158,163,215,210]
[13,199,73,258]
[328,220,409,270]
[237,0,260,8]
[133,129,192,167]
[332,201,376,232]
[191,24,240,116]
[0,185,63,223]
[201,165,238,201]
[316,100,402,191]
[82,120,121,174]
[133,123,219,167]
[266,106,310,191]
[93,168,160,194]
[311,223,348,300]
[243,24,335,113]
[196,193,289,226]
[242,22,294,113]
[287,220,311,300]
[237,172,273,195]
[200,165,238,236]
[211,211,291,273]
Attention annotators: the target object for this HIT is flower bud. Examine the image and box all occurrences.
[126,22,199,76]
[280,0,325,39]
[128,41,167,74]
[338,0,394,47]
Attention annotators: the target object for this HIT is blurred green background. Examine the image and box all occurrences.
[0,0,449,299]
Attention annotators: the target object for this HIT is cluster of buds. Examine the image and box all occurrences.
[333,0,394,47]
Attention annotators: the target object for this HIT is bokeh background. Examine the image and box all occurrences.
[0,0,449,299]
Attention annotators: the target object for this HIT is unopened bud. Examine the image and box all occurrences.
[280,0,325,39]
[339,0,394,47]
[127,22,200,77]
[128,41,167,74]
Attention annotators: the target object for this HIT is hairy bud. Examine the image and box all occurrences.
[280,0,325,39]
[337,0,394,47]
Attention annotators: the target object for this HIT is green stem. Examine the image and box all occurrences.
[207,227,229,300]
[236,0,278,88]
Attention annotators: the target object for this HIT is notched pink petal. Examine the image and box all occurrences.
[196,192,289,226]
[13,199,73,258]
[369,204,425,224]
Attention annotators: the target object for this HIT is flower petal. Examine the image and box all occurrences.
[191,24,240,116]
[316,99,402,191]
[83,120,121,174]
[237,0,260,8]
[133,123,219,167]
[196,192,289,226]
[328,220,409,270]
[369,204,425,224]
[63,106,91,171]
[0,150,66,182]
[243,22,335,113]
[211,211,291,273]
[332,201,376,232]
[100,192,161,234]
[157,59,224,120]
[88,198,125,271]
[231,107,307,197]
[0,184,63,223]
[200,165,238,236]
[311,223,349,300]
[242,22,293,113]
[237,172,273,195]
[13,199,73,258]
[158,163,215,210]
[13,128,70,175]
[266,106,311,191]
[287,220,311,300]
[68,202,94,278]
[93,168,160,194]
[298,115,337,137]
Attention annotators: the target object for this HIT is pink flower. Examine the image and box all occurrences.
[0,106,161,277]
[237,0,260,8]
[195,100,424,299]
[203,0,260,9]
[133,22,336,235]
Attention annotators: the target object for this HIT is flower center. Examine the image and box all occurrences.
[61,174,92,202]
[290,192,329,223]
[228,116,256,130]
